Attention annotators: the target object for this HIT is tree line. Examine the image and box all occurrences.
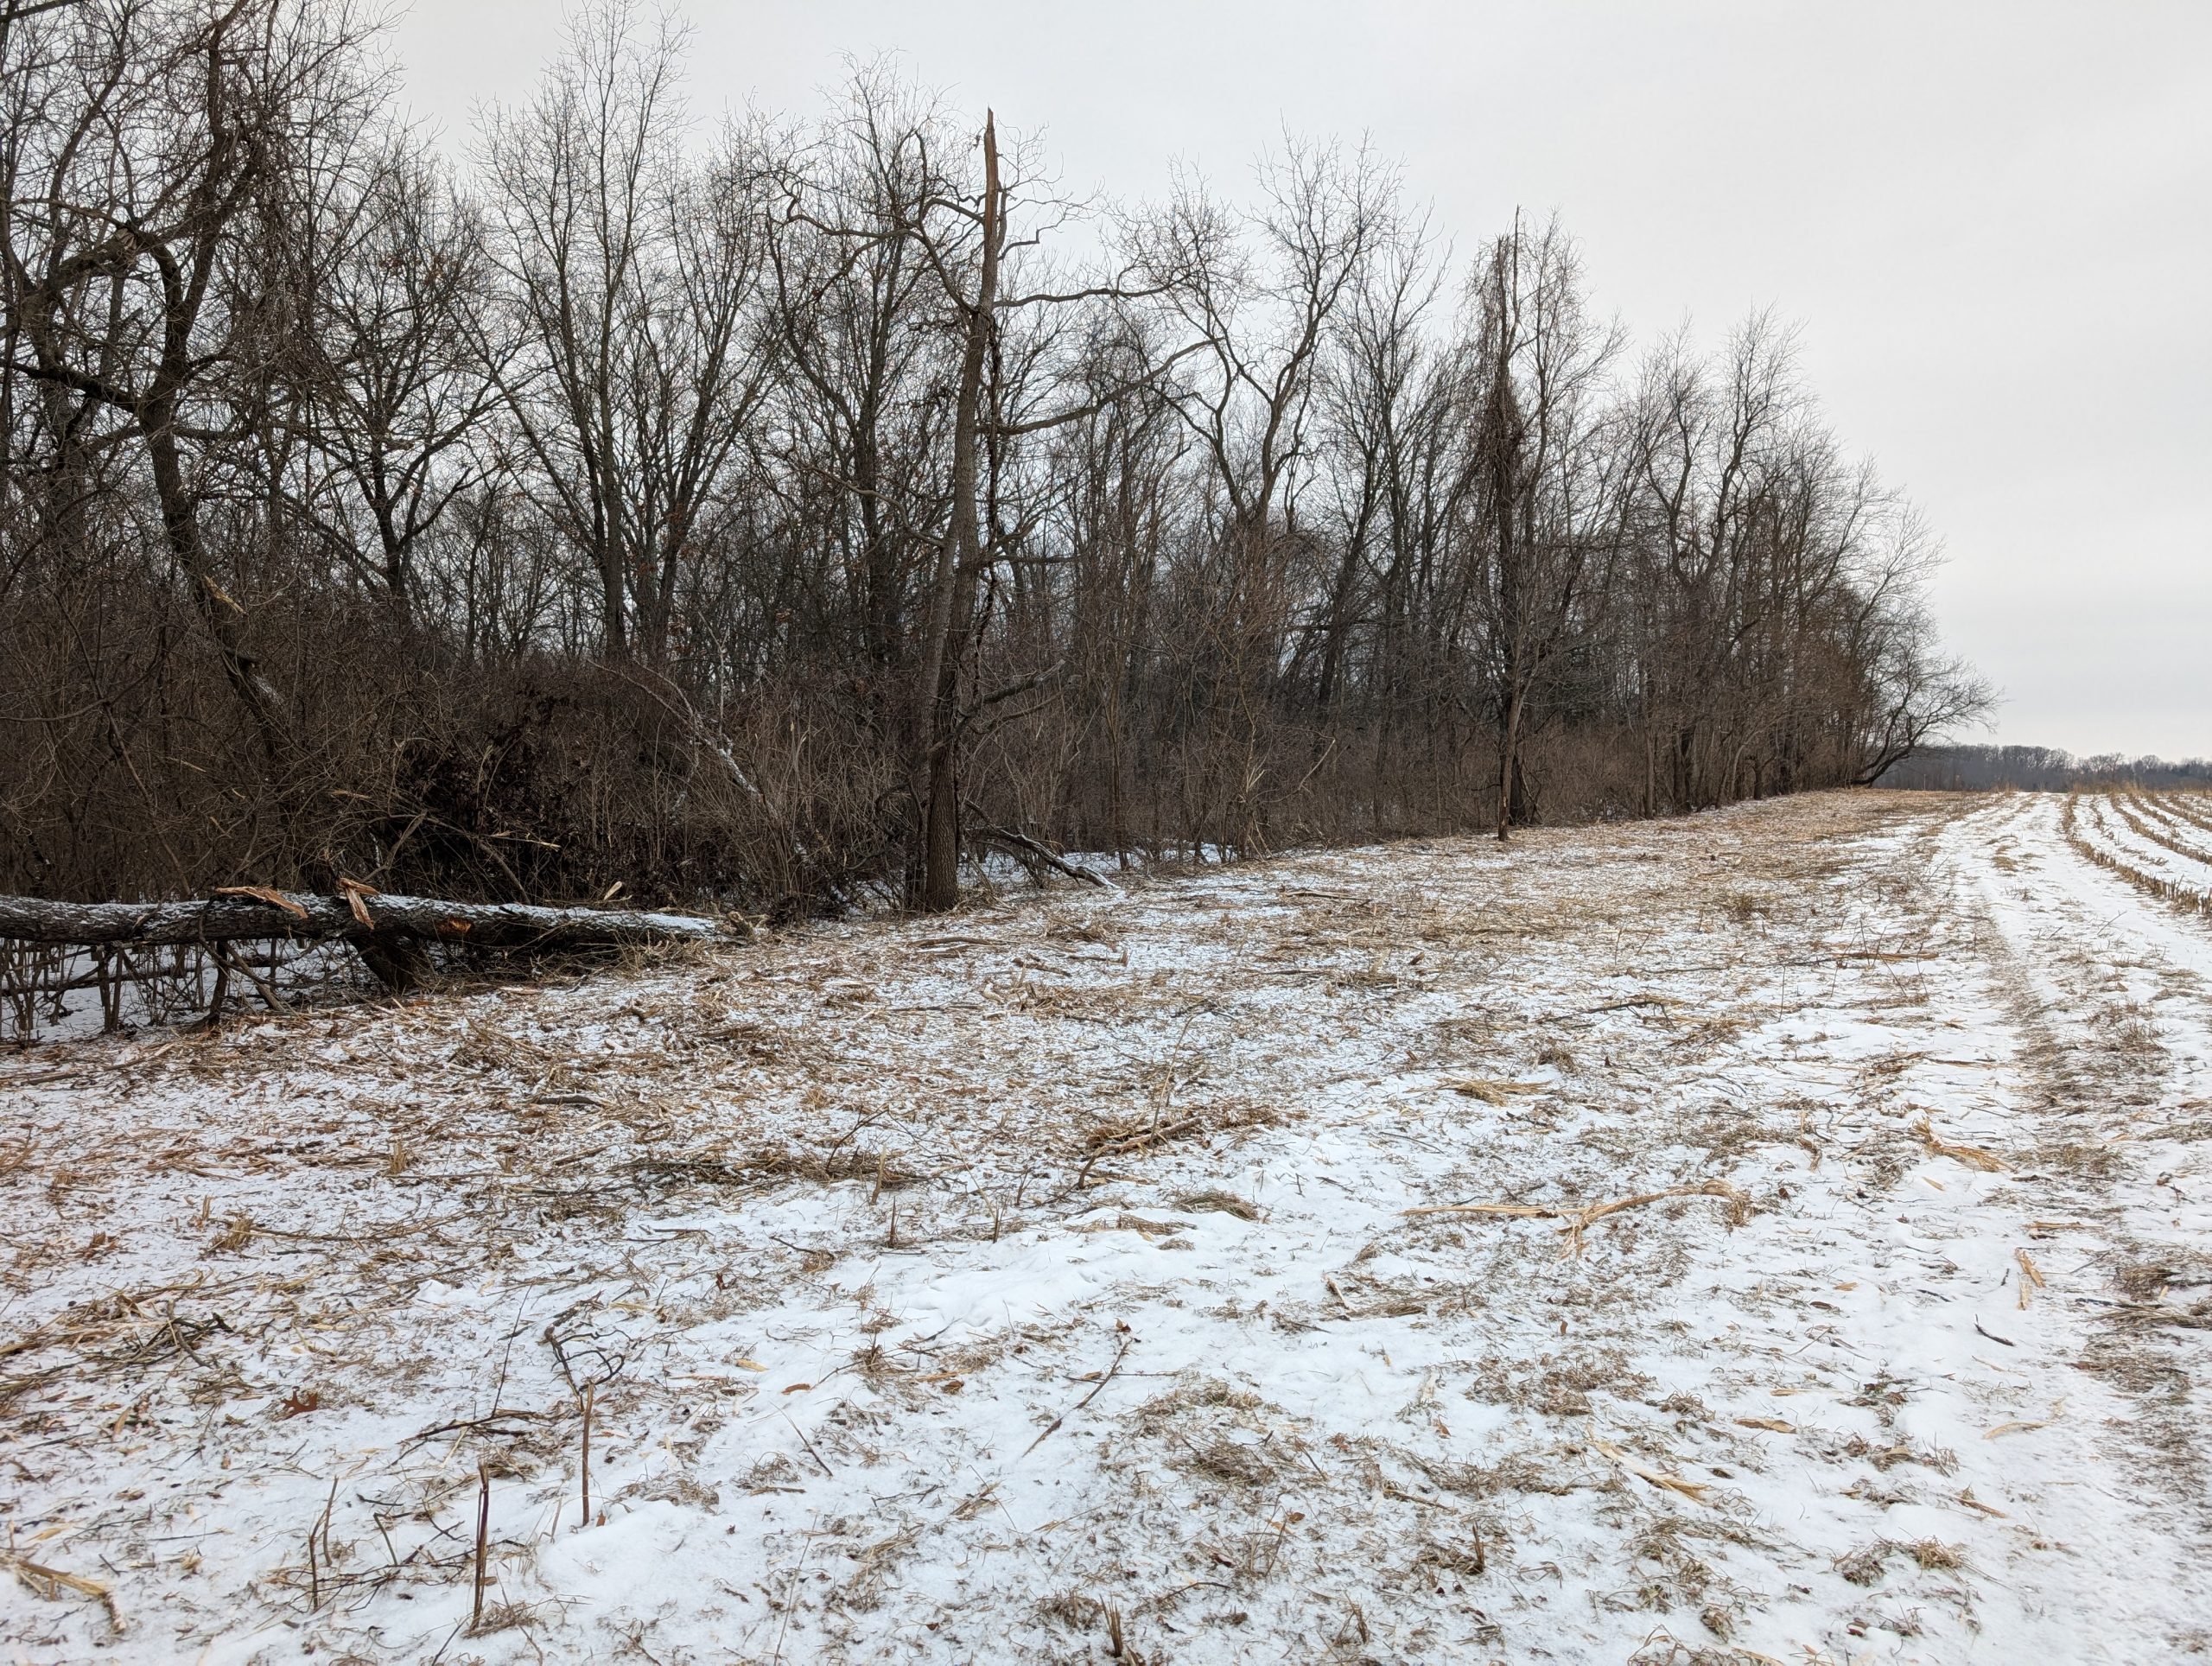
[0,0,1988,914]
[1878,747,2212,792]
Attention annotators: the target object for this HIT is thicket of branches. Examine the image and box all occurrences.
[0,0,1988,914]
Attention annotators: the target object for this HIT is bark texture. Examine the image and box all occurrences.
[0,892,728,951]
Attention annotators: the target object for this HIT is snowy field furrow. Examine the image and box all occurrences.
[2120,792,2212,881]
[2075,793,2212,898]
[3,791,2209,1664]
[2139,791,2212,845]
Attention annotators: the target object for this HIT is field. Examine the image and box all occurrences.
[3,789,2209,1664]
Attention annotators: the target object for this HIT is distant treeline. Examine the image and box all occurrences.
[1877,747,2212,792]
[0,1,1986,914]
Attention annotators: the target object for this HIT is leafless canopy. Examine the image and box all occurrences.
[0,0,1988,919]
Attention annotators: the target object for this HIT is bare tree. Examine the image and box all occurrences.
[1469,215,1624,838]
[0,0,383,763]
[480,0,773,664]
[1150,138,1395,850]
[0,22,1989,922]
[281,129,504,618]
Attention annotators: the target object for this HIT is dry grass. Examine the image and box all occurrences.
[6,787,2201,1663]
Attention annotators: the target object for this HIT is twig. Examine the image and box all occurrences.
[312,1474,338,1610]
[579,1382,593,1528]
[1072,1116,1199,1188]
[769,1523,815,1666]
[1404,1181,1745,1256]
[470,1461,491,1632]
[1021,1330,1133,1458]
[783,1410,834,1477]
[1546,995,1673,1023]
[213,939,288,1014]
[399,1408,544,1453]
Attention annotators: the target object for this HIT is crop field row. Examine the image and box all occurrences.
[2064,790,2212,918]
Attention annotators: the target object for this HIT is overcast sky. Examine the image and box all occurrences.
[387,1,2211,760]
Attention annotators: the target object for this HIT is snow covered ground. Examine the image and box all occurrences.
[2077,793,2212,900]
[3,790,2209,1664]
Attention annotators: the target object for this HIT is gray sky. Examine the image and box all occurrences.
[389,1,2212,760]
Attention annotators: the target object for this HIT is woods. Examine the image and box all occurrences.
[0,0,1987,919]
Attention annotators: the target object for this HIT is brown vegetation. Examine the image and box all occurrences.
[0,1,1985,926]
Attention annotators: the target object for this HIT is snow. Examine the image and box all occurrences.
[2081,793,2212,899]
[3,790,2209,1663]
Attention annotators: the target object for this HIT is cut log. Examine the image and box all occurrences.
[0,891,731,954]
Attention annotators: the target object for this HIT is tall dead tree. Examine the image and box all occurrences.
[1470,216,1622,839]
[912,110,1005,911]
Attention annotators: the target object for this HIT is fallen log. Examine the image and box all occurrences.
[0,890,731,954]
[970,822,1112,888]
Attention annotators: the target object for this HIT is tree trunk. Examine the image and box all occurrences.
[915,111,1003,912]
[0,891,730,954]
[143,394,294,767]
[1496,682,1526,842]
